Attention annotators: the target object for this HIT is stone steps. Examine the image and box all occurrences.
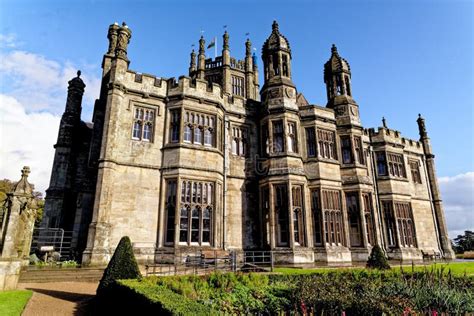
[19,267,104,283]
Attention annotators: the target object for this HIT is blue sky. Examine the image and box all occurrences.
[0,0,472,236]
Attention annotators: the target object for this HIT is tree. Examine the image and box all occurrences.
[452,231,474,254]
[97,236,142,296]
[367,244,391,270]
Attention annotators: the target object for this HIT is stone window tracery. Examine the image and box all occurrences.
[287,121,298,153]
[272,120,284,153]
[231,126,248,157]
[132,107,155,142]
[354,136,364,165]
[340,135,353,164]
[183,111,215,147]
[317,129,337,160]
[387,153,406,178]
[311,190,323,246]
[362,193,375,246]
[322,190,344,245]
[382,201,397,247]
[410,160,422,184]
[292,186,304,246]
[179,180,214,245]
[346,192,362,247]
[231,75,245,96]
[164,179,177,245]
[305,127,316,158]
[395,202,416,247]
[274,184,289,246]
[376,152,388,176]
[169,109,181,143]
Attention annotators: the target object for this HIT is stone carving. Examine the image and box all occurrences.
[115,22,132,60]
[223,31,229,50]
[107,22,120,55]
[1,167,38,263]
[417,113,427,138]
[285,87,294,98]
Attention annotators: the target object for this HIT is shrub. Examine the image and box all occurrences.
[97,236,142,296]
[366,244,391,270]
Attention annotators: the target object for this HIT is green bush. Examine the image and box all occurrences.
[97,236,141,296]
[96,269,474,315]
[366,244,391,270]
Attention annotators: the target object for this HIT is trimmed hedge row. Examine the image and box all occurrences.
[94,280,216,315]
[96,269,474,315]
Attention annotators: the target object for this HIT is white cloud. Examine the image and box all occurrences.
[0,33,21,48]
[0,38,101,194]
[0,94,60,194]
[0,49,100,115]
[439,172,474,238]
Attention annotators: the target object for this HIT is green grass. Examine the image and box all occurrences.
[0,290,33,316]
[274,262,474,276]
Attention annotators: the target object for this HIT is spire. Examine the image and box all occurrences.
[417,113,428,138]
[223,31,229,50]
[272,20,279,32]
[324,44,352,102]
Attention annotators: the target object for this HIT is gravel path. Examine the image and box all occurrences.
[18,282,98,316]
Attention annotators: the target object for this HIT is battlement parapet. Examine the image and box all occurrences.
[230,57,245,71]
[166,76,224,102]
[368,127,422,152]
[116,70,167,97]
[205,56,223,69]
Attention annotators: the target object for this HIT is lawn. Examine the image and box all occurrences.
[0,290,33,316]
[274,261,474,276]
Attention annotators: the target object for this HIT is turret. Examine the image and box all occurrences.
[261,21,294,88]
[57,71,86,147]
[323,44,360,126]
[324,44,352,103]
[260,21,297,110]
[417,114,455,259]
[43,71,85,229]
[197,36,206,79]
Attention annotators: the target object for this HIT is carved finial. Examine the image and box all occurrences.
[77,70,81,78]
[331,44,338,54]
[190,49,196,70]
[21,166,30,179]
[115,22,132,60]
[272,20,279,32]
[223,31,229,50]
[245,38,252,57]
[382,117,387,128]
[199,36,205,54]
[417,113,428,138]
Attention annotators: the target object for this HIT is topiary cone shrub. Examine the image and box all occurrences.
[366,244,391,270]
[97,236,142,296]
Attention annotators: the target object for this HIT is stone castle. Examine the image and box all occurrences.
[42,21,454,265]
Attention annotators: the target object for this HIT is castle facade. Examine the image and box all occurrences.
[42,22,454,265]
